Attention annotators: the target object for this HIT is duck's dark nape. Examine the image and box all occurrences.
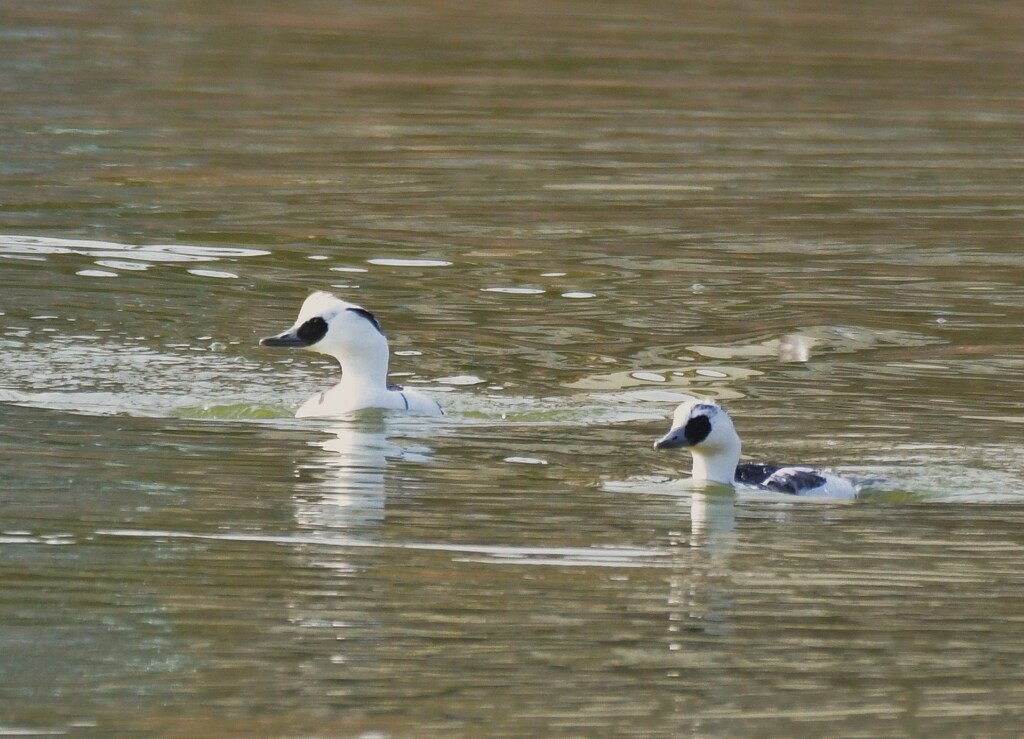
[346,307,385,336]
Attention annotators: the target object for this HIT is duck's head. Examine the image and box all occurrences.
[654,399,741,484]
[260,291,388,365]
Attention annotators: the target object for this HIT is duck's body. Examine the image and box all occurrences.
[261,292,443,418]
[654,399,856,499]
[733,462,857,498]
[294,381,442,418]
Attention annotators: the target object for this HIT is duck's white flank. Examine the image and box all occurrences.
[260,291,443,418]
[653,399,856,498]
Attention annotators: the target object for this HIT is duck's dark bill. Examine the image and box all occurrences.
[653,430,689,450]
[260,331,311,347]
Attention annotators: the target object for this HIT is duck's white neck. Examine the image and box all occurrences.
[328,342,390,391]
[689,443,741,486]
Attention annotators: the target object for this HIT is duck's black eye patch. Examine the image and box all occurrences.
[684,414,712,445]
[347,307,385,336]
[297,316,328,344]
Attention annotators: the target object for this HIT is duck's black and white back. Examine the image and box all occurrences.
[733,462,855,498]
[654,399,857,499]
[261,292,443,418]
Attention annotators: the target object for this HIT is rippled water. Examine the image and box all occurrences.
[3,0,1024,735]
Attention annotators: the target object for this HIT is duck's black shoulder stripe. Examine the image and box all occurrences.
[347,307,385,336]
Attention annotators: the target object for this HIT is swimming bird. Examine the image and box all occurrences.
[653,399,856,498]
[260,291,444,418]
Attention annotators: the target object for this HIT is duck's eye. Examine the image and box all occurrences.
[684,415,712,445]
[297,316,328,344]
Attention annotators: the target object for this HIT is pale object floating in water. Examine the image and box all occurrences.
[778,334,811,362]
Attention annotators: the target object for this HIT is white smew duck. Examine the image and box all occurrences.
[654,399,857,498]
[261,292,443,418]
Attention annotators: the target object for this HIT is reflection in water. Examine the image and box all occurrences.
[666,488,738,648]
[292,414,401,534]
[688,488,738,554]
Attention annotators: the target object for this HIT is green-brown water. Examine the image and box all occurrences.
[2,0,1024,735]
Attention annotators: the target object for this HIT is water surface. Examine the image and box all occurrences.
[2,0,1024,735]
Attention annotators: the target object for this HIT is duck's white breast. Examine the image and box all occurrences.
[295,386,443,418]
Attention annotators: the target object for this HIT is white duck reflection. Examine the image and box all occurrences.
[292,413,432,534]
[687,487,737,554]
[662,486,738,645]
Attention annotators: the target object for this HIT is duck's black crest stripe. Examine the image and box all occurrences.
[296,316,328,344]
[346,307,385,336]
